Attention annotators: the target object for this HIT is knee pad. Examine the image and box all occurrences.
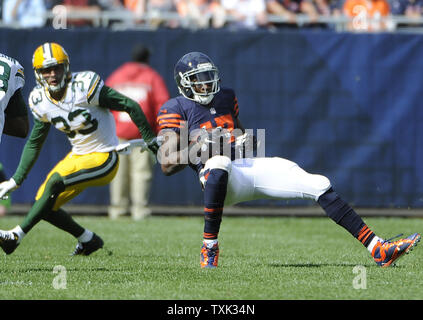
[310,174,331,200]
[204,156,232,174]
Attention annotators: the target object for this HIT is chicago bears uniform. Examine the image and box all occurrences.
[158,51,421,269]
[0,43,158,256]
[0,53,27,143]
[158,87,239,174]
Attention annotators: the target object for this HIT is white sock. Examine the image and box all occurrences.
[11,225,26,244]
[203,239,218,248]
[367,236,383,254]
[78,229,93,243]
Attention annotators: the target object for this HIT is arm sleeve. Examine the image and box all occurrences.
[4,89,28,118]
[98,85,156,142]
[12,119,50,185]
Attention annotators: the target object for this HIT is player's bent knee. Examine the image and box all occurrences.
[312,174,331,200]
[204,155,232,173]
[45,172,66,196]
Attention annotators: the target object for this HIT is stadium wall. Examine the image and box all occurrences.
[1,28,423,209]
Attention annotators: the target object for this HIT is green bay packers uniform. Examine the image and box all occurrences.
[0,53,27,143]
[25,71,122,210]
[0,42,158,256]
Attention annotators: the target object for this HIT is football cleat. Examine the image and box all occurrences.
[71,233,104,256]
[372,233,420,267]
[0,231,19,255]
[200,240,219,268]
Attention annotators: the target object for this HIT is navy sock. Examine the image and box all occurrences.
[318,188,375,247]
[203,169,228,239]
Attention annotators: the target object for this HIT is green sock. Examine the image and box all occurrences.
[43,208,85,238]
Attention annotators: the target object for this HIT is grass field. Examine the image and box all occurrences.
[0,215,422,301]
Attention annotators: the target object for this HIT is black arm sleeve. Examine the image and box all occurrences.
[4,89,28,118]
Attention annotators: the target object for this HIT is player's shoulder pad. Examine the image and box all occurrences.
[11,58,25,88]
[28,86,47,121]
[73,71,103,103]
[157,97,187,132]
[15,65,25,80]
[29,82,43,93]
[158,97,184,116]
[28,85,43,102]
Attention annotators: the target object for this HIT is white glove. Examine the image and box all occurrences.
[115,139,147,155]
[115,137,165,155]
[0,178,18,200]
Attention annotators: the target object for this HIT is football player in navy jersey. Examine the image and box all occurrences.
[157,52,420,269]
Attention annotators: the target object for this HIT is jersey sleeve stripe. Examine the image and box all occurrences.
[158,118,183,124]
[15,68,25,79]
[157,113,182,120]
[87,75,101,103]
[159,123,185,129]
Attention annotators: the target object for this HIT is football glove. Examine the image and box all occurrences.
[115,137,163,155]
[0,178,18,200]
[146,137,161,155]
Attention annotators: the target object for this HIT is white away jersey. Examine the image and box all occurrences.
[0,54,25,142]
[29,71,118,154]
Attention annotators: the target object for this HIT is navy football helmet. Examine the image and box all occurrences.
[174,52,220,105]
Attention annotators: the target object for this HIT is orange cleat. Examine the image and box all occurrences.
[200,240,219,268]
[372,233,420,267]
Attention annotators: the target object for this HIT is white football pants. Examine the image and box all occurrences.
[217,157,332,206]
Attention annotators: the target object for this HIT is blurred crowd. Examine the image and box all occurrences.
[1,0,423,32]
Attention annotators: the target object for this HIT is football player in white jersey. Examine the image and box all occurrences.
[0,42,159,256]
[0,53,29,143]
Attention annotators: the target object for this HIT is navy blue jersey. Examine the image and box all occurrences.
[157,87,239,173]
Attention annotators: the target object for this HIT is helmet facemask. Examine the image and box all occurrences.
[178,63,220,105]
[35,62,70,93]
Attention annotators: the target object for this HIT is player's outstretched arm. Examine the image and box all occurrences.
[11,119,51,186]
[3,116,28,138]
[3,89,29,138]
[158,130,188,176]
[98,85,156,145]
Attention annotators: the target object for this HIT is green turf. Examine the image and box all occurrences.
[0,215,421,300]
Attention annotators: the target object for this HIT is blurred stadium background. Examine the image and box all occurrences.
[2,1,423,218]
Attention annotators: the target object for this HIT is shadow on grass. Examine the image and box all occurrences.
[268,262,376,268]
